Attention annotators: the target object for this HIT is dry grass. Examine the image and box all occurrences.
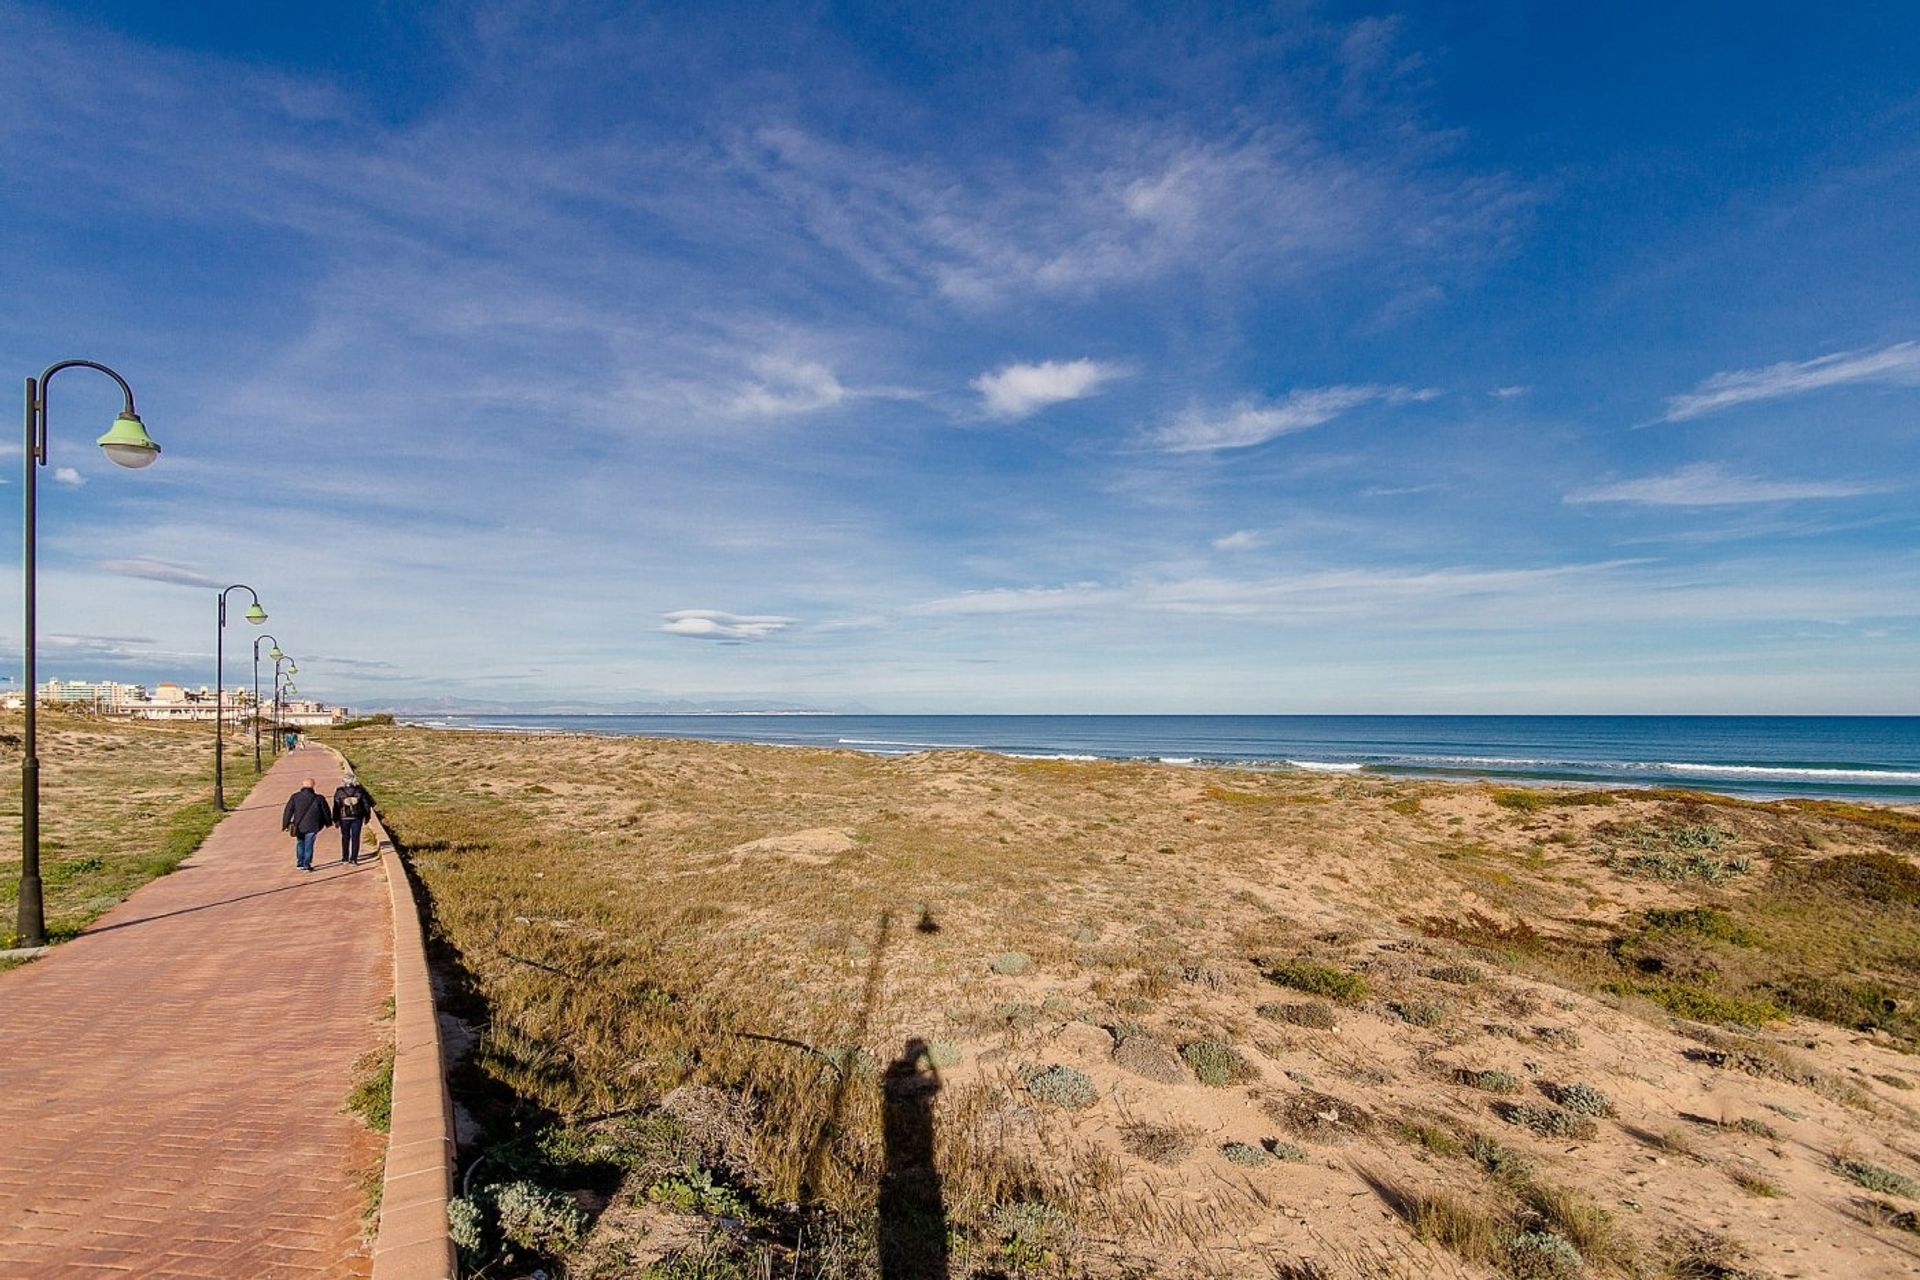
[316,723,1920,1278]
[0,711,259,948]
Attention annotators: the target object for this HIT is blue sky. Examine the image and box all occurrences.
[1,1,1916,713]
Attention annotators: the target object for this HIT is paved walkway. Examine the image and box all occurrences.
[0,747,392,1278]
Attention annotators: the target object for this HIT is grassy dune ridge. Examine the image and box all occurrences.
[0,711,258,951]
[326,724,1920,1279]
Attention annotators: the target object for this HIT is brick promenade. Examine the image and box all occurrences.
[0,747,392,1278]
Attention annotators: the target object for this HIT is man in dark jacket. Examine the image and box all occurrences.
[281,777,333,872]
[332,775,373,865]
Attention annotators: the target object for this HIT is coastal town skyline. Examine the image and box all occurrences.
[2,2,1916,714]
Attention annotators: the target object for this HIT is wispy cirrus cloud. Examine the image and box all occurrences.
[1663,340,1920,421]
[660,609,795,641]
[726,356,851,417]
[98,557,223,588]
[1566,462,1886,507]
[973,358,1125,418]
[1153,384,1438,452]
[905,556,1919,630]
[736,115,1522,306]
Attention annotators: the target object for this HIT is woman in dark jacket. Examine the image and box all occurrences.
[332,776,373,865]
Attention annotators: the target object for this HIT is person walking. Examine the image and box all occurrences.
[281,776,333,872]
[332,774,373,865]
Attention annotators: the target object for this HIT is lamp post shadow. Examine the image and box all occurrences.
[878,1036,950,1280]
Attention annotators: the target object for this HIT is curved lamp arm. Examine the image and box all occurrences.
[34,360,137,464]
[254,632,282,659]
[217,583,265,627]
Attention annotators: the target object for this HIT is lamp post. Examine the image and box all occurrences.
[16,360,161,949]
[273,656,294,754]
[252,634,281,772]
[214,584,267,811]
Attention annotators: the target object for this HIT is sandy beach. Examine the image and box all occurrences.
[304,721,1920,1278]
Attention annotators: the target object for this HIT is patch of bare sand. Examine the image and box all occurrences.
[724,826,859,866]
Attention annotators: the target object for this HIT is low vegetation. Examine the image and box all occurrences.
[317,723,1920,1277]
[0,712,258,949]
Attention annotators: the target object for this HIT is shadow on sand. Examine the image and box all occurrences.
[879,1036,950,1279]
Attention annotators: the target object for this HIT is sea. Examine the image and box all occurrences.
[406,714,1920,805]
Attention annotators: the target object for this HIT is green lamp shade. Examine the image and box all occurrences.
[244,601,268,624]
[269,646,282,660]
[96,412,161,470]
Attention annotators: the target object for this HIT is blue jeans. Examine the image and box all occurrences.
[339,819,364,863]
[295,831,318,869]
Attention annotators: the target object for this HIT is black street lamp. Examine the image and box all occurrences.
[272,654,295,755]
[252,633,281,773]
[16,360,161,949]
[213,584,267,811]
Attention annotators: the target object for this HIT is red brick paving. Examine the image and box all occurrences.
[0,747,391,1278]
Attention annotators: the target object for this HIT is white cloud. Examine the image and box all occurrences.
[98,557,223,588]
[1154,384,1438,452]
[972,358,1125,418]
[1212,530,1263,551]
[660,609,795,641]
[727,357,850,416]
[53,466,86,487]
[904,557,1920,632]
[1663,340,1920,421]
[1566,462,1885,507]
[1490,384,1529,398]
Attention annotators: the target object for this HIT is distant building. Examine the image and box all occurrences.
[29,677,345,724]
[38,679,151,711]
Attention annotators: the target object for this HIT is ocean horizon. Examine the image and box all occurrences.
[404,713,1920,804]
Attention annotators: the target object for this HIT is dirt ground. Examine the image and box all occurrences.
[330,724,1920,1279]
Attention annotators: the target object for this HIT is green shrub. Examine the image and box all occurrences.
[1026,1064,1097,1109]
[1498,1103,1597,1141]
[1468,1132,1531,1180]
[490,1180,589,1253]
[1263,1000,1339,1029]
[1397,1122,1463,1156]
[1604,979,1781,1026]
[1393,999,1448,1027]
[1267,1140,1309,1162]
[1181,1040,1256,1087]
[987,1201,1075,1265]
[1507,1229,1583,1279]
[1775,974,1914,1040]
[1221,1141,1270,1167]
[1546,1082,1613,1117]
[1640,906,1758,946]
[1429,963,1484,985]
[1265,959,1368,1002]
[1836,1157,1920,1199]
[991,951,1033,975]
[446,1196,486,1259]
[345,1048,394,1134]
[1458,1068,1519,1094]
[1493,789,1547,813]
[646,1167,752,1218]
[1781,851,1920,904]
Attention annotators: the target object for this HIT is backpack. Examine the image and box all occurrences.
[337,789,365,820]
